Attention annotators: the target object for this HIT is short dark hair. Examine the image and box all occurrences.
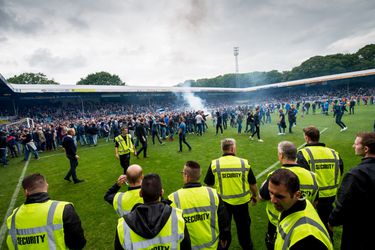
[141,174,162,203]
[278,141,297,161]
[269,169,300,197]
[22,173,46,193]
[303,126,320,142]
[184,161,201,181]
[357,132,375,154]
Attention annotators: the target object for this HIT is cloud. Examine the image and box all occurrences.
[27,48,87,71]
[0,0,45,34]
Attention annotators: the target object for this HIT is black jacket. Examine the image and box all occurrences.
[62,135,76,156]
[23,192,86,249]
[115,201,191,249]
[329,157,375,250]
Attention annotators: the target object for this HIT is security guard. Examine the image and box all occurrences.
[297,126,343,238]
[169,161,230,249]
[104,164,144,217]
[7,173,86,250]
[115,127,137,174]
[269,169,333,250]
[204,138,258,250]
[259,141,319,250]
[115,173,191,250]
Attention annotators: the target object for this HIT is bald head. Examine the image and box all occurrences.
[126,164,143,185]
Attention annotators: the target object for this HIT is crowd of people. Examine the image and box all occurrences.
[2,85,375,250]
[6,129,375,250]
[1,88,375,167]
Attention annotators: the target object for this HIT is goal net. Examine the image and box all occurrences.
[4,118,34,132]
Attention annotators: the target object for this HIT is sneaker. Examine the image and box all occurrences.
[258,139,264,142]
[340,127,348,132]
[74,179,85,184]
[64,177,72,182]
[278,133,283,135]
[249,136,254,141]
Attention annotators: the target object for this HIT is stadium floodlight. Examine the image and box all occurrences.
[233,47,239,74]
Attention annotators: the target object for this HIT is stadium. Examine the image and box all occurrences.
[1,68,375,250]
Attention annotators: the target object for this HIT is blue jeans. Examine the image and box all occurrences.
[24,144,39,161]
[0,148,7,165]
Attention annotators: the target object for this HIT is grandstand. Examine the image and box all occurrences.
[1,68,375,116]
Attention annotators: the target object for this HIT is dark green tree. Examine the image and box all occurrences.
[77,71,125,85]
[7,72,59,84]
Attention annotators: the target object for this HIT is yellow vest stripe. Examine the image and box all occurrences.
[122,208,183,250]
[9,201,62,250]
[173,187,218,249]
[278,217,331,250]
[213,159,250,199]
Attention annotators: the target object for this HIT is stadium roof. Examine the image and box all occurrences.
[1,68,375,94]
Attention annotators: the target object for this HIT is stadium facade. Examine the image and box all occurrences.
[1,69,375,115]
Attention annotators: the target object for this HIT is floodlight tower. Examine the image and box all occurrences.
[233,47,239,73]
[233,47,239,87]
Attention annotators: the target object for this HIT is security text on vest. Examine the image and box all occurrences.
[184,213,210,223]
[17,234,46,245]
[221,173,241,178]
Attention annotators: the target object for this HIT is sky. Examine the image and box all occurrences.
[1,0,375,86]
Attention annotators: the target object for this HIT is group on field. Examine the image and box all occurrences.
[6,124,375,250]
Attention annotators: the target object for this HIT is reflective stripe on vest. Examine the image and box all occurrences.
[276,201,333,250]
[304,147,340,191]
[116,193,126,216]
[9,201,63,250]
[173,187,218,249]
[122,208,184,250]
[278,217,330,250]
[299,171,319,199]
[114,190,143,217]
[116,135,132,155]
[213,159,250,199]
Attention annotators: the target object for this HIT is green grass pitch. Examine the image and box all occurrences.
[1,105,374,249]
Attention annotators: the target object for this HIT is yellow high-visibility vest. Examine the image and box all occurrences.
[113,188,143,217]
[117,207,185,250]
[211,156,251,205]
[275,200,333,250]
[266,166,319,226]
[7,200,70,250]
[115,134,134,155]
[299,146,341,197]
[169,186,219,249]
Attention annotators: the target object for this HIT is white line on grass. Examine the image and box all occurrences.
[0,142,108,246]
[255,127,328,180]
[0,156,31,246]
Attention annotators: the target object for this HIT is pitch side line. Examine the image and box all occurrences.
[256,127,328,180]
[0,156,31,246]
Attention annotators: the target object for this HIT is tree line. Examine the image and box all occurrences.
[6,44,375,87]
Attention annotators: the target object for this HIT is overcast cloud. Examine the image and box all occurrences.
[1,0,374,86]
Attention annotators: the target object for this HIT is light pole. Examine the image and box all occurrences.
[233,47,239,87]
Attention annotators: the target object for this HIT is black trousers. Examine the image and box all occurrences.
[223,202,253,250]
[65,155,79,182]
[317,197,335,239]
[216,124,223,134]
[119,153,130,174]
[179,134,191,152]
[137,141,147,157]
[335,113,346,129]
[251,125,260,139]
